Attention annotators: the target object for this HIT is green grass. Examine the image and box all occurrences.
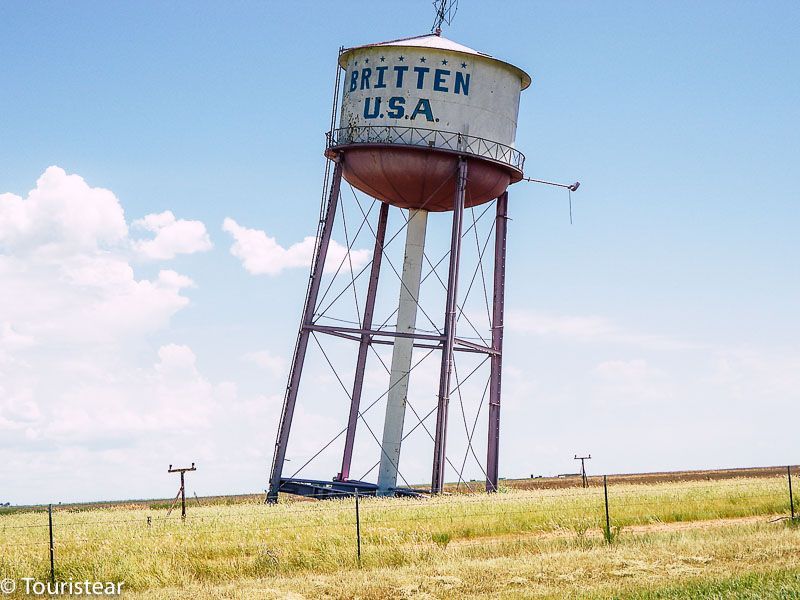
[614,570,800,599]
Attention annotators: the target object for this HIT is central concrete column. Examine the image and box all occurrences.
[377,208,428,494]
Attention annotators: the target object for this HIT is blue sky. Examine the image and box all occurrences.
[0,1,798,504]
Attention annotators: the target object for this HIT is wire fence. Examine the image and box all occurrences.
[2,467,797,582]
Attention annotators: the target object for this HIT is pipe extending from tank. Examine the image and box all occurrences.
[522,177,580,192]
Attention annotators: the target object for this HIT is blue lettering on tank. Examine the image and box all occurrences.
[410,98,434,121]
[433,69,450,92]
[349,70,358,92]
[363,97,381,119]
[393,65,408,87]
[360,68,371,90]
[454,72,470,96]
[413,66,430,89]
[374,66,388,89]
[387,96,405,118]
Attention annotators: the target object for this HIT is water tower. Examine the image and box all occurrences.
[266,30,530,502]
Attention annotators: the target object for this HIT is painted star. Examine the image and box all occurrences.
[461,62,468,68]
[364,57,369,64]
[441,59,448,65]
[398,55,405,61]
[420,56,427,63]
[380,56,385,62]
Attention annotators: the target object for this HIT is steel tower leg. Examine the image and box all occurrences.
[267,161,344,503]
[337,201,390,482]
[431,158,468,494]
[487,192,508,492]
[377,208,429,494]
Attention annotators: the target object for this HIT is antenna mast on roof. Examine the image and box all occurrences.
[432,0,459,34]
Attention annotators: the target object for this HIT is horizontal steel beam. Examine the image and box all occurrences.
[308,324,499,355]
[307,323,445,342]
[454,337,498,355]
[369,337,492,355]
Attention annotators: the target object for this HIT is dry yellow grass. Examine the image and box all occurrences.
[126,521,800,599]
[2,476,798,598]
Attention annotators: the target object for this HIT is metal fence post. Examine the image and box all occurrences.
[788,466,795,520]
[355,490,362,568]
[603,475,611,543]
[48,504,55,584]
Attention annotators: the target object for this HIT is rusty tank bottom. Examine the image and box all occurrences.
[336,145,520,211]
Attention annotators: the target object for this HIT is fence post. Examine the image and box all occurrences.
[355,490,362,568]
[603,475,611,543]
[789,466,795,520]
[48,504,55,584]
[147,516,152,529]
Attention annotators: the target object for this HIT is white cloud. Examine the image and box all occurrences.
[0,322,34,349]
[222,217,370,276]
[0,254,194,345]
[133,210,212,260]
[157,343,200,373]
[0,167,204,345]
[506,309,698,351]
[157,269,196,290]
[0,388,40,425]
[0,334,289,503]
[0,167,291,504]
[0,166,128,253]
[0,168,206,435]
[708,348,800,404]
[243,350,286,378]
[593,358,660,381]
[0,169,289,504]
[507,310,615,339]
[589,358,671,407]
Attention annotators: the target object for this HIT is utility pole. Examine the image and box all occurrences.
[574,454,591,488]
[168,463,196,520]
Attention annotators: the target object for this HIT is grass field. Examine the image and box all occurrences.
[2,471,799,598]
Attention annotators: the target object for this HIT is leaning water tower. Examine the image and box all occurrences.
[267,14,531,502]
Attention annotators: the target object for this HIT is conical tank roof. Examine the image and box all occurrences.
[339,33,531,90]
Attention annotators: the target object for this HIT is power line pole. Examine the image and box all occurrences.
[574,454,591,488]
[168,463,196,520]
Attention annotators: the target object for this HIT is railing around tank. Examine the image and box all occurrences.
[327,126,525,173]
